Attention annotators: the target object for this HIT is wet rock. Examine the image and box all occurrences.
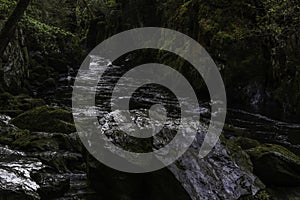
[11,106,75,133]
[58,173,97,199]
[31,172,70,199]
[33,151,84,173]
[85,110,265,200]
[0,118,90,199]
[169,135,265,200]
[0,115,11,125]
[247,144,300,186]
[0,150,44,200]
[5,131,84,173]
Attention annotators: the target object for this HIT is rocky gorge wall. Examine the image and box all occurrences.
[0,23,29,94]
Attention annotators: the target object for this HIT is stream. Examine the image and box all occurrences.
[1,55,300,199]
[52,56,300,157]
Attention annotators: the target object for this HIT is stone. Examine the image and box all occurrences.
[247,144,300,186]
[230,137,260,150]
[11,106,76,134]
[0,93,45,117]
[31,173,70,199]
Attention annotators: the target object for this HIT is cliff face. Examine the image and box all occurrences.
[0,0,30,94]
[0,26,29,94]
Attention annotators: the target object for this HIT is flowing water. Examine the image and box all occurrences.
[52,56,300,156]
[11,55,299,199]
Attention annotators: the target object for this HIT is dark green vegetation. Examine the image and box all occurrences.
[0,0,300,199]
[11,106,76,133]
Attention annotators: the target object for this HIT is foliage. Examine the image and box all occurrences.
[20,15,76,53]
[0,0,16,20]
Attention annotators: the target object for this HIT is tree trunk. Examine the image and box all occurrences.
[0,0,30,57]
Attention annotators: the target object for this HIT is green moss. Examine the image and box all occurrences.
[230,137,260,150]
[224,136,254,172]
[240,190,271,200]
[12,132,60,152]
[255,190,271,200]
[0,93,45,117]
[11,131,78,153]
[246,144,300,186]
[179,0,192,17]
[247,144,300,163]
[21,16,74,38]
[11,106,76,134]
[0,129,30,145]
[0,0,16,19]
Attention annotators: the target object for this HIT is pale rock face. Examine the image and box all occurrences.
[1,28,29,91]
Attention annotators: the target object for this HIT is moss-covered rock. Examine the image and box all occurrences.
[230,137,260,150]
[11,132,77,152]
[11,106,75,134]
[0,129,29,146]
[239,190,271,200]
[246,144,300,186]
[223,136,255,172]
[0,128,84,172]
[0,93,45,117]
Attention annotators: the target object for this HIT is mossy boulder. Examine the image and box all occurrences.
[11,132,79,152]
[0,129,29,146]
[246,144,300,186]
[0,93,45,117]
[230,137,260,150]
[0,128,84,172]
[11,106,75,134]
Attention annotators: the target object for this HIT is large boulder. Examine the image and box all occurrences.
[11,106,75,134]
[0,152,43,200]
[86,155,191,200]
[0,128,84,173]
[229,137,260,151]
[247,144,300,186]
[85,110,265,200]
[0,115,88,199]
